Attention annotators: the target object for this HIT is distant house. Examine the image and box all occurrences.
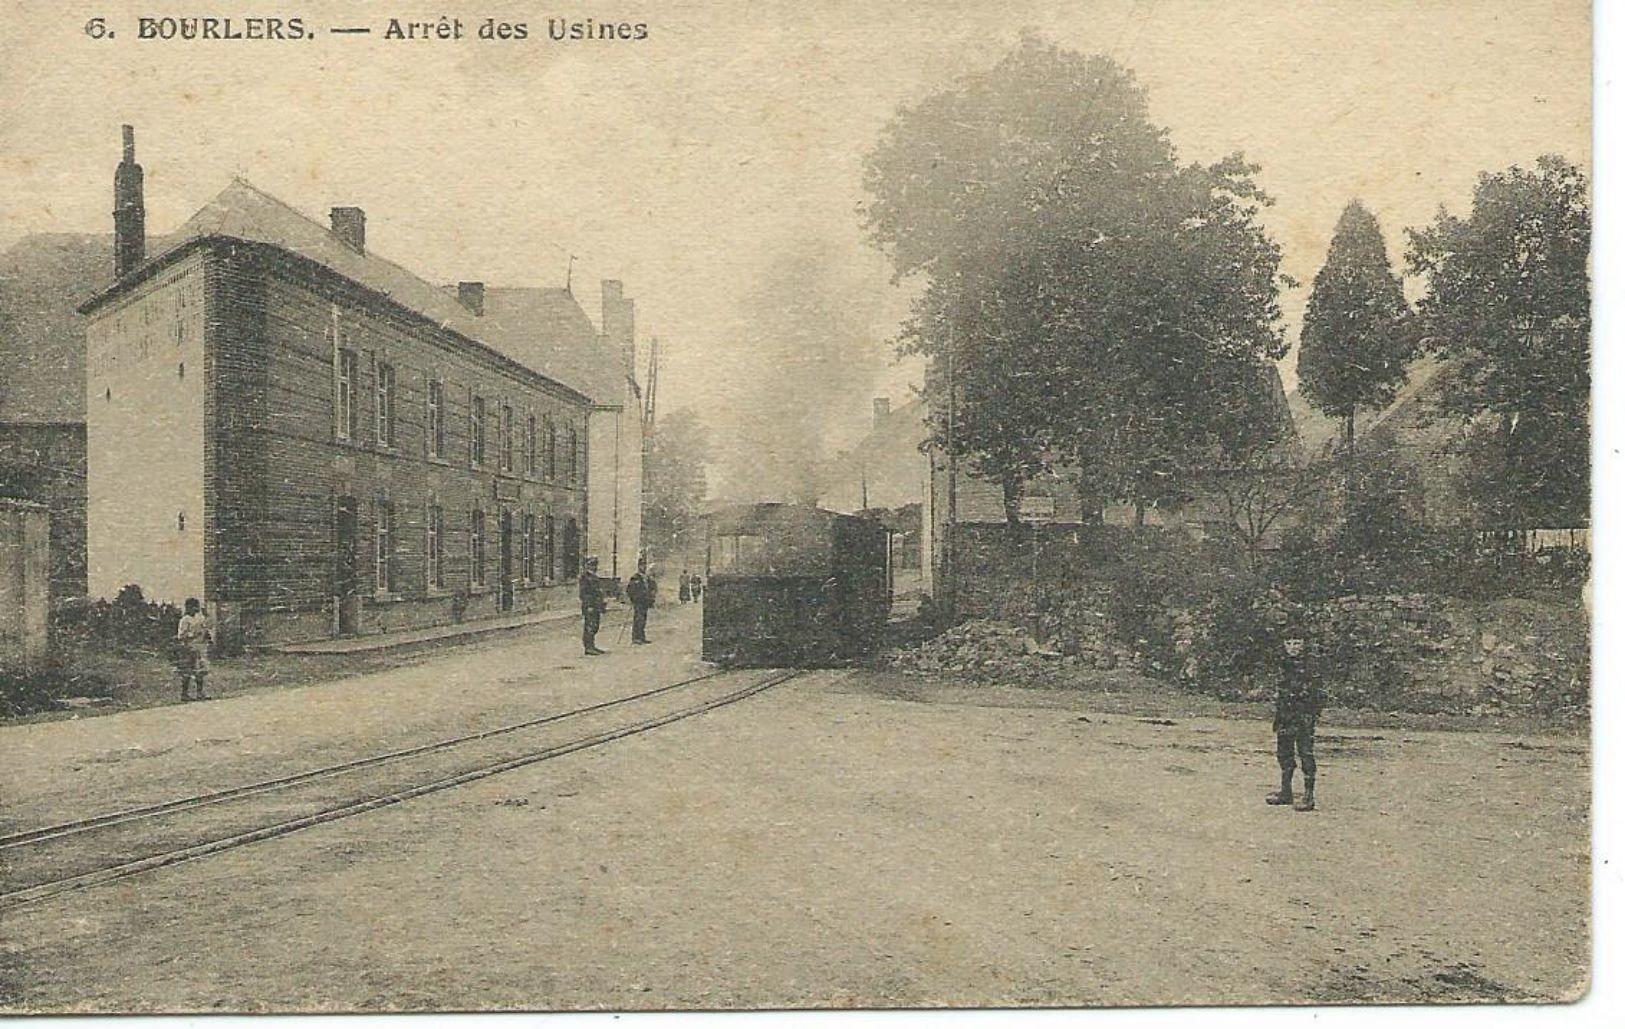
[74,127,643,644]
[0,233,115,601]
[818,396,929,515]
[1287,355,1473,529]
[922,360,1301,600]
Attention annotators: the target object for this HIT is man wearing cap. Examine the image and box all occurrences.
[579,556,608,656]
[626,557,656,645]
[1265,612,1321,812]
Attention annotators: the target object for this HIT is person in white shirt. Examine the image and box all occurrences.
[174,597,215,701]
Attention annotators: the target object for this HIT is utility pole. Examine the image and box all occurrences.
[944,324,957,620]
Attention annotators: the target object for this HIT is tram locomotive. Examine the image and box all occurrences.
[702,503,891,666]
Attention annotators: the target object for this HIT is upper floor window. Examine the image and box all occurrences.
[544,418,558,480]
[525,415,537,476]
[566,425,579,485]
[427,379,445,459]
[471,394,487,467]
[375,361,397,448]
[501,403,515,473]
[336,348,358,441]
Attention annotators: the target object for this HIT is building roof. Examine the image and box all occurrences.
[1286,354,1450,459]
[478,287,629,406]
[83,179,626,405]
[0,234,111,422]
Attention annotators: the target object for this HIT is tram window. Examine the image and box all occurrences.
[712,533,763,572]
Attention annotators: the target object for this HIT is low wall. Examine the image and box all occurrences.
[0,499,49,671]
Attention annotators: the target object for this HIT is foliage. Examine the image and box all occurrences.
[1406,155,1590,528]
[642,408,711,559]
[52,584,181,650]
[864,37,1288,524]
[1298,200,1415,486]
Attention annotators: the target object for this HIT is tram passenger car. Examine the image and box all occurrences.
[702,503,891,666]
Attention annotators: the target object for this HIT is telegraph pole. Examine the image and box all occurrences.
[944,324,957,620]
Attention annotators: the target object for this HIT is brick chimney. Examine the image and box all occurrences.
[873,396,891,429]
[113,125,146,279]
[600,279,635,373]
[329,206,366,254]
[457,281,485,316]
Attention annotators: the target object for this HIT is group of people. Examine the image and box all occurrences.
[578,556,703,656]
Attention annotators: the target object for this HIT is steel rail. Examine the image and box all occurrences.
[0,666,737,852]
[0,668,801,911]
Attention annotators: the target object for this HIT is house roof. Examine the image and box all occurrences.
[0,233,111,422]
[1286,354,1450,459]
[477,287,628,406]
[83,179,626,404]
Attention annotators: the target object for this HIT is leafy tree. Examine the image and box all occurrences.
[642,408,711,560]
[1297,200,1415,499]
[1406,156,1590,528]
[864,38,1287,526]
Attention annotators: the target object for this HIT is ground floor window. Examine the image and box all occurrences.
[471,507,486,586]
[375,498,395,593]
[542,515,556,582]
[562,517,580,580]
[427,503,444,589]
[522,513,536,582]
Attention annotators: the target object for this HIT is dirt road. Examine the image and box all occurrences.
[0,638,1587,1012]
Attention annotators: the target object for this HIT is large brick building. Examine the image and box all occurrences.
[78,129,642,644]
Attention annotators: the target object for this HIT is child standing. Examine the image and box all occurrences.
[174,598,214,701]
[1265,617,1321,812]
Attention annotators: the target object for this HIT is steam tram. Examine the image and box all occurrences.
[701,503,892,667]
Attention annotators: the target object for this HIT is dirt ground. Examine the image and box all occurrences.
[0,624,1589,1012]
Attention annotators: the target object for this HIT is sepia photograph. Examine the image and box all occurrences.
[0,0,1605,1017]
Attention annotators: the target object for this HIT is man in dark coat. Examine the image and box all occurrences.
[627,558,656,644]
[1265,615,1321,811]
[678,570,692,604]
[579,556,608,655]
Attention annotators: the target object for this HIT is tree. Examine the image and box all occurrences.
[1297,200,1415,502]
[1406,156,1590,528]
[864,38,1287,526]
[642,408,711,560]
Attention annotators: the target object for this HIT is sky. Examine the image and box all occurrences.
[0,0,1591,498]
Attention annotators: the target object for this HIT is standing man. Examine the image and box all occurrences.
[679,570,692,604]
[579,556,608,656]
[627,557,657,644]
[1265,612,1321,812]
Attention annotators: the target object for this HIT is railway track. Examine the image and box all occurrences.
[0,667,801,911]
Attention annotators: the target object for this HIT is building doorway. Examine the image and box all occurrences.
[499,509,515,613]
[335,495,361,636]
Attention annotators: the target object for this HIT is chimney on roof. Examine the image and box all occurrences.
[113,125,146,279]
[329,206,366,254]
[873,397,891,429]
[600,279,635,375]
[457,281,485,316]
